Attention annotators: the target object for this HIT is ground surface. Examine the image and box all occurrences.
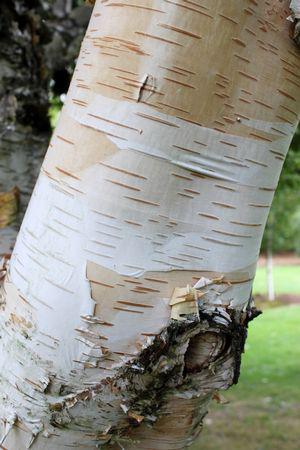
[192,305,300,450]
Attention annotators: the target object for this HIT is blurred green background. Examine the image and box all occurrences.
[190,216,300,450]
[192,305,300,450]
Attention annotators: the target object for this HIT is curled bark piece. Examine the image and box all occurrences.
[0,412,17,447]
[0,187,19,229]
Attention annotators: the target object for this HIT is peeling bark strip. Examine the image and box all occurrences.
[0,1,300,449]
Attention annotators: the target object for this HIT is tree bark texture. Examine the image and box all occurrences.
[0,1,299,449]
[0,0,92,255]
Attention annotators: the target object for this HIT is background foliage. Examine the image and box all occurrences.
[261,128,300,254]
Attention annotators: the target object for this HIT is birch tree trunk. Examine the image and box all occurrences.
[0,1,299,449]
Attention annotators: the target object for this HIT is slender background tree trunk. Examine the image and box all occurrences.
[266,223,275,301]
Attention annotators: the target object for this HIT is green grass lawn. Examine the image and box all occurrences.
[253,265,300,295]
[191,306,300,450]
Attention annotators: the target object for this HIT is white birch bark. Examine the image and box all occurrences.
[0,1,299,449]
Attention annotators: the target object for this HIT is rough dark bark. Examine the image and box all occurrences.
[0,0,92,254]
[26,300,261,449]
